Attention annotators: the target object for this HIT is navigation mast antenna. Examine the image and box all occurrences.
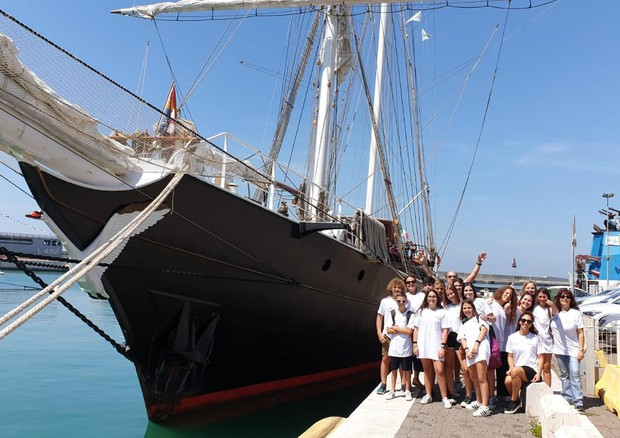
[603,192,614,289]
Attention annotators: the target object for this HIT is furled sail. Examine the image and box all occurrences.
[113,0,425,17]
[0,34,138,180]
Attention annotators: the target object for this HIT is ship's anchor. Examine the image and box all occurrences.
[171,301,219,365]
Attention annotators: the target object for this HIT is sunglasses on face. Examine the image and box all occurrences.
[406,280,415,284]
[559,295,570,299]
[519,318,533,324]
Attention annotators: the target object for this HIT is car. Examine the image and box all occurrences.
[545,286,591,302]
[580,294,620,317]
[580,288,620,306]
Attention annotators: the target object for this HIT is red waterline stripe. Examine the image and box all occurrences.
[159,361,377,413]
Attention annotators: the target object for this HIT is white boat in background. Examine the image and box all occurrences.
[0,231,68,271]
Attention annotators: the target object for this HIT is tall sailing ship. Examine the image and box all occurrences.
[0,0,542,422]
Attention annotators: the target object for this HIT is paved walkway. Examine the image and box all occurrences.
[327,368,620,438]
[395,388,533,438]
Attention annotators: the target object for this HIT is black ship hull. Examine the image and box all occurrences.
[20,163,400,421]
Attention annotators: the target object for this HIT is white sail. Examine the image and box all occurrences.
[113,0,424,17]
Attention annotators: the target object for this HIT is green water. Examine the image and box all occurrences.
[0,271,374,437]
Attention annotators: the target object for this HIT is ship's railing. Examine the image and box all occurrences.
[202,132,366,223]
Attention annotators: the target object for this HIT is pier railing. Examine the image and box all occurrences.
[583,316,619,396]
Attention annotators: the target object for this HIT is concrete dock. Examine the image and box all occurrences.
[321,370,620,438]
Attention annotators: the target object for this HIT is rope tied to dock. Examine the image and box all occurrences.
[0,166,188,341]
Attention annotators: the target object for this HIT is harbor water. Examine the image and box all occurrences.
[0,271,375,437]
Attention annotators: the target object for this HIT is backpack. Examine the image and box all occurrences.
[487,324,502,370]
[391,309,414,326]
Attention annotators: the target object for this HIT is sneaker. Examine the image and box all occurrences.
[405,391,413,401]
[504,399,521,414]
[469,400,480,410]
[448,396,457,406]
[473,405,491,417]
[376,384,387,395]
[460,396,472,408]
[386,391,395,400]
[420,394,432,404]
[488,396,497,410]
[442,398,453,409]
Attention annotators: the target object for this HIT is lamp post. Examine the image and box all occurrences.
[603,192,614,289]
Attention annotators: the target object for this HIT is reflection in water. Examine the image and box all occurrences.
[143,379,376,437]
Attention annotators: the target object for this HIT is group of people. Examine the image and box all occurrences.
[376,258,586,418]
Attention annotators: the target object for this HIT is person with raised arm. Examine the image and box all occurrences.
[422,252,487,285]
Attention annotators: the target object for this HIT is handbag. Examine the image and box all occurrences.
[487,325,502,370]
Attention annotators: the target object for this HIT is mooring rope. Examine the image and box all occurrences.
[0,166,188,340]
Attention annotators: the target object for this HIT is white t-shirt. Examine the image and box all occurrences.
[457,316,491,367]
[506,331,540,369]
[445,302,462,333]
[407,292,425,314]
[551,308,584,357]
[487,300,510,351]
[472,297,491,317]
[377,296,398,334]
[533,305,554,354]
[385,309,416,357]
[414,307,450,361]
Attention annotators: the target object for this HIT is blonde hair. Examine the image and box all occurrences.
[387,277,406,295]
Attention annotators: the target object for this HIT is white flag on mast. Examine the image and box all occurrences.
[406,11,422,24]
[422,29,431,41]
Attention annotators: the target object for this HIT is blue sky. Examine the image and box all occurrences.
[0,0,618,279]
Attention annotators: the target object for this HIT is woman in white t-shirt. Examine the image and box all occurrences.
[463,283,490,317]
[504,310,542,414]
[460,283,490,410]
[515,294,534,331]
[485,285,517,409]
[457,300,491,417]
[550,289,585,411]
[443,284,462,404]
[412,290,451,408]
[532,287,557,386]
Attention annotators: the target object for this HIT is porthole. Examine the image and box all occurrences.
[322,259,332,271]
[357,270,365,281]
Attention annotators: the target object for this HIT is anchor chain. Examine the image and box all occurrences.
[0,247,132,361]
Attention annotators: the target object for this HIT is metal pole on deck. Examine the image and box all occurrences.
[603,193,614,290]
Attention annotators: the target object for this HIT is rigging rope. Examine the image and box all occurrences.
[0,165,188,341]
[438,1,513,257]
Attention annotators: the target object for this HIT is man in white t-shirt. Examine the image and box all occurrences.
[376,277,406,395]
[386,292,416,400]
